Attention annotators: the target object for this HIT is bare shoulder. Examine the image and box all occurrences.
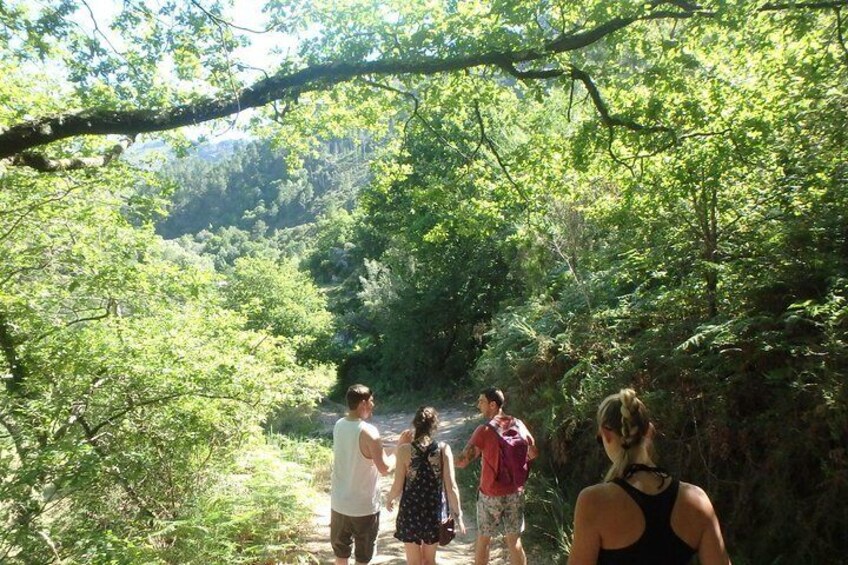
[577,482,620,507]
[679,482,714,509]
[574,482,621,530]
[677,481,718,521]
[359,422,380,441]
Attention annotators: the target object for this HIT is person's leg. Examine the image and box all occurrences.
[474,535,492,565]
[501,492,527,565]
[504,533,527,565]
[404,542,424,565]
[475,492,503,565]
[351,512,380,564]
[421,542,438,565]
[330,510,353,565]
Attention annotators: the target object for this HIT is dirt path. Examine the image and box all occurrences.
[301,404,522,564]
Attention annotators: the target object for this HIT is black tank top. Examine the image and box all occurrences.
[597,478,696,565]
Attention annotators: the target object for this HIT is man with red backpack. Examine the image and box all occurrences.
[456,387,539,565]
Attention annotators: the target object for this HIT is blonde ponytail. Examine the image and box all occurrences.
[598,388,650,481]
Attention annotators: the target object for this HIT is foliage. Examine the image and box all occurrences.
[224,256,333,360]
[150,434,332,565]
[174,226,285,270]
[155,138,371,243]
[470,20,848,561]
[4,0,848,563]
[0,161,333,562]
[312,90,530,393]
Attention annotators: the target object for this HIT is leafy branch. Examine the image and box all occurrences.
[760,1,848,10]
[360,78,470,159]
[0,5,706,163]
[472,100,530,203]
[1,0,837,169]
[188,0,277,34]
[0,137,134,172]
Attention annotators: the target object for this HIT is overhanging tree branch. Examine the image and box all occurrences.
[497,62,566,80]
[472,100,530,203]
[498,62,673,133]
[760,1,848,10]
[0,6,705,161]
[0,0,827,164]
[569,67,673,133]
[1,137,134,172]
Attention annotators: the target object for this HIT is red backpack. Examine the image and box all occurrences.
[486,417,531,489]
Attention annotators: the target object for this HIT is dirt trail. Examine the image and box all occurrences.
[301,404,521,564]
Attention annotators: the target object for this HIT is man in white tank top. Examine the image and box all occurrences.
[330,384,411,565]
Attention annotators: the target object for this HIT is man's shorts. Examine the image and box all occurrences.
[330,510,380,563]
[476,491,525,537]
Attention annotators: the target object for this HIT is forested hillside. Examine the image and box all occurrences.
[2,1,847,563]
[156,138,371,240]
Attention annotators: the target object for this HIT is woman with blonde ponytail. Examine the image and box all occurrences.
[568,389,731,565]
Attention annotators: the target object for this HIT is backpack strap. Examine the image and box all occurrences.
[485,416,506,434]
[486,416,522,437]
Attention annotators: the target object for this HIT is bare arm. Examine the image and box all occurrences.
[568,488,601,565]
[361,428,396,476]
[696,490,732,565]
[453,441,480,469]
[386,444,410,512]
[526,428,539,461]
[441,444,466,534]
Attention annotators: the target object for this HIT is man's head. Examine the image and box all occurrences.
[346,384,374,419]
[477,386,505,419]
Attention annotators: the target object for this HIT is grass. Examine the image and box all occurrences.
[523,473,575,564]
[151,433,333,565]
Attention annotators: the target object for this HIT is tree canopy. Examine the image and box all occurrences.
[2,0,848,562]
[2,0,846,168]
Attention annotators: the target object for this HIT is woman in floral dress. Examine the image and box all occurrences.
[386,406,465,564]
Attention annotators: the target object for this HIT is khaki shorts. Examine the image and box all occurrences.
[476,491,525,537]
[330,510,380,563]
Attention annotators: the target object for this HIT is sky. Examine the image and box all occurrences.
[76,0,298,68]
[68,0,304,140]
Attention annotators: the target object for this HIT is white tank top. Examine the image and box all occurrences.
[330,418,381,516]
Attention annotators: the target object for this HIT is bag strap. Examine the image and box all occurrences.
[484,421,503,443]
[440,442,451,516]
[487,417,525,438]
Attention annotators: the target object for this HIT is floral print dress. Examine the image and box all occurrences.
[394,440,447,545]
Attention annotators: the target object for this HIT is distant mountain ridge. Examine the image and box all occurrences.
[128,138,244,164]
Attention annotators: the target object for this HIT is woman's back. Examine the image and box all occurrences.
[596,476,695,565]
[569,389,730,565]
[394,441,445,545]
[573,475,723,565]
[405,441,443,487]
